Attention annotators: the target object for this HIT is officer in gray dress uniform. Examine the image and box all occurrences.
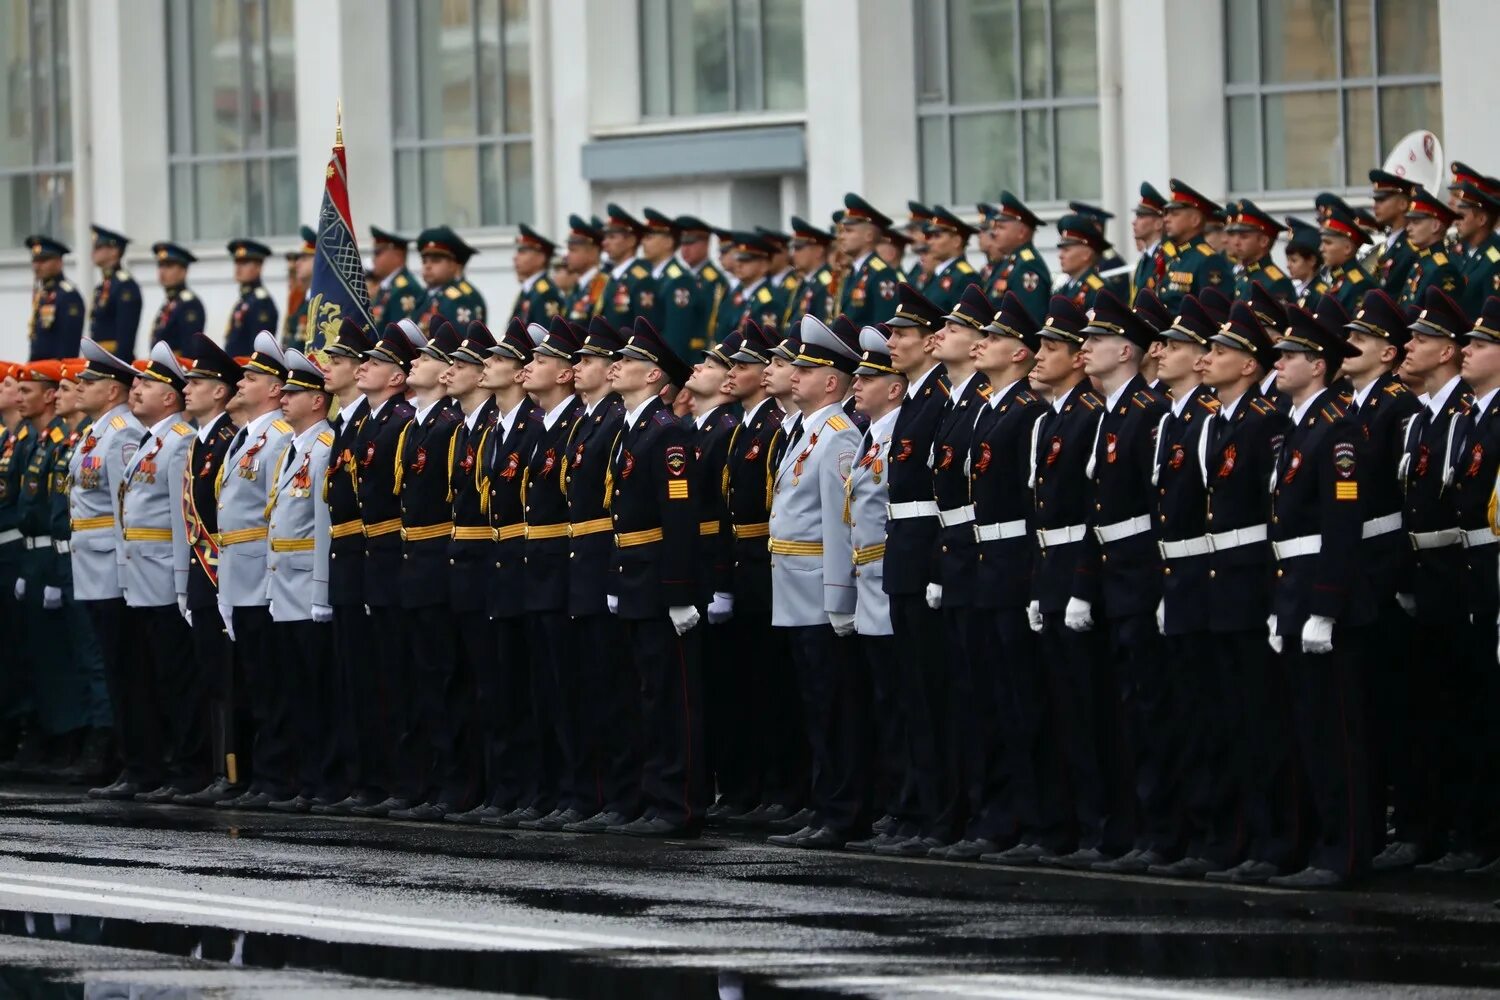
[264,349,336,811]
[215,332,295,811]
[765,314,865,850]
[72,339,146,800]
[118,342,195,802]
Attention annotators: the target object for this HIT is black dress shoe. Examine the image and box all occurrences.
[134,785,187,804]
[389,801,444,821]
[518,807,565,830]
[447,804,501,825]
[1371,840,1425,871]
[705,801,743,824]
[231,791,276,811]
[844,831,905,854]
[1267,866,1345,889]
[930,838,1000,861]
[726,803,770,827]
[1093,849,1169,874]
[86,778,126,800]
[91,780,143,801]
[1204,859,1281,884]
[530,807,587,831]
[486,805,542,828]
[1042,847,1111,870]
[612,816,700,838]
[747,803,795,827]
[1148,857,1222,879]
[871,814,898,836]
[267,795,313,813]
[981,842,1051,867]
[768,807,816,832]
[876,835,945,858]
[768,825,818,847]
[563,810,632,834]
[351,796,410,818]
[311,794,363,816]
[1416,850,1487,874]
[793,826,844,850]
[174,779,242,807]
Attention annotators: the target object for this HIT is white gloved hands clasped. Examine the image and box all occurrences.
[606,594,619,615]
[707,591,734,624]
[311,603,333,624]
[1301,614,1335,655]
[177,594,190,622]
[1267,614,1282,654]
[12,578,24,601]
[828,612,855,637]
[219,603,236,642]
[1026,600,1043,633]
[42,586,62,611]
[1395,593,1417,618]
[1155,599,1165,636]
[1064,597,1093,632]
[925,583,943,610]
[668,604,700,636]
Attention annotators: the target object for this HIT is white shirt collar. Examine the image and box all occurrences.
[463,401,487,431]
[739,276,765,299]
[905,363,940,399]
[1288,394,1320,426]
[1427,374,1463,416]
[932,256,958,275]
[293,419,330,452]
[1351,378,1380,409]
[578,265,598,287]
[610,257,636,280]
[694,406,717,429]
[851,251,872,272]
[947,370,977,401]
[623,398,654,431]
[196,411,229,442]
[1218,390,1245,421]
[148,413,182,438]
[1170,386,1197,417]
[520,271,541,293]
[1259,370,1278,396]
[650,257,671,280]
[868,403,902,441]
[379,270,398,291]
[367,396,391,421]
[987,378,1019,410]
[241,408,278,442]
[412,398,443,425]
[497,399,524,439]
[1474,386,1500,419]
[542,395,576,430]
[1103,378,1131,412]
[741,397,770,426]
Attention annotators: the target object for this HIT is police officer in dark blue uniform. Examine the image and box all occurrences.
[88,226,142,360]
[25,235,85,361]
[224,239,280,358]
[149,242,206,359]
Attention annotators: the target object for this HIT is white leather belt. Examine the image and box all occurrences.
[1208,525,1267,551]
[1093,514,1151,545]
[1461,527,1499,549]
[1036,524,1086,548]
[0,529,20,546]
[937,504,975,527]
[1158,536,1211,559]
[1272,535,1322,560]
[1361,513,1403,539]
[886,500,938,520]
[1410,528,1461,550]
[23,535,53,550]
[975,519,1027,542]
[54,540,71,554]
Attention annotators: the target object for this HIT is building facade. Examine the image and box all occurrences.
[0,0,1492,359]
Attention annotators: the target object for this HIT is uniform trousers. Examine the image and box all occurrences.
[452,616,497,808]
[181,608,228,789]
[1399,605,1466,851]
[704,618,756,813]
[396,604,460,805]
[133,604,193,788]
[888,594,948,838]
[1220,628,1304,870]
[0,548,29,724]
[750,618,806,812]
[958,607,1036,847]
[623,615,707,828]
[1168,632,1240,866]
[1450,618,1500,854]
[487,615,541,812]
[784,623,868,836]
[526,611,573,812]
[1040,615,1134,856]
[364,605,407,797]
[574,613,642,818]
[1360,596,1414,847]
[84,598,136,776]
[1110,615,1174,855]
[991,610,1071,851]
[333,604,380,799]
[274,618,336,799]
[235,605,292,797]
[859,631,908,826]
[1282,626,1371,879]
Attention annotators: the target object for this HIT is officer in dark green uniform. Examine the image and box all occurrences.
[836,193,900,327]
[676,215,729,341]
[1368,169,1419,295]
[148,241,206,359]
[1284,217,1327,309]
[1452,182,1500,321]
[904,201,936,287]
[1055,214,1109,309]
[224,239,279,358]
[919,206,982,313]
[1158,179,1234,312]
[714,233,782,340]
[1227,199,1296,304]
[877,227,914,280]
[369,226,422,328]
[25,236,86,362]
[1318,203,1372,314]
[1398,186,1465,308]
[1069,200,1129,298]
[600,204,654,326]
[641,208,707,357]
[756,226,801,305]
[88,226,142,361]
[984,191,1051,325]
[781,215,835,329]
[562,214,609,323]
[282,226,315,349]
[415,225,486,334]
[1130,182,1168,305]
[509,224,564,326]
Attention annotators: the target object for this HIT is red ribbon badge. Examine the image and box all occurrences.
[1217,444,1236,479]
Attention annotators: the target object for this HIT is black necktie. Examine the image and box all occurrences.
[138,430,152,447]
[1452,408,1477,465]
[1208,412,1226,455]
[786,422,804,452]
[229,427,247,456]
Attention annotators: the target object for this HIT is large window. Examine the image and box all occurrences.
[0,0,71,247]
[640,0,805,118]
[1225,0,1441,194]
[915,0,1100,206]
[166,0,298,242]
[390,0,533,231]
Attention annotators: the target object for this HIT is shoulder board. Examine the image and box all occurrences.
[48,426,64,443]
[317,430,335,447]
[459,281,474,294]
[1264,264,1285,281]
[1130,389,1157,408]
[718,411,739,428]
[1348,269,1364,284]
[1079,392,1103,410]
[110,415,126,430]
[869,257,887,272]
[1486,245,1500,264]
[116,268,132,281]
[1019,248,1036,262]
[977,383,994,400]
[15,426,27,440]
[179,289,196,301]
[630,265,650,280]
[756,287,773,303]
[271,419,292,434]
[702,264,719,282]
[935,380,951,398]
[59,279,74,293]
[393,400,416,418]
[956,260,974,274]
[817,269,832,285]
[826,415,850,432]
[535,278,550,293]
[1195,242,1213,255]
[1196,395,1221,412]
[1319,400,1346,422]
[444,286,462,299]
[1163,242,1179,258]
[1382,380,1409,397]
[170,422,192,437]
[1313,279,1329,292]
[666,263,682,279]
[1248,397,1273,416]
[651,408,676,427]
[1085,274,1104,290]
[214,422,236,441]
[394,274,408,287]
[1433,252,1448,266]
[254,286,269,299]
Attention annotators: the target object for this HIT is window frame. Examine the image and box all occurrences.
[637,0,804,120]
[0,0,73,240]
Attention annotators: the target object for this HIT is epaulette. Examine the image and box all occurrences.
[1265,264,1285,281]
[652,408,676,427]
[1017,390,1037,405]
[826,414,850,432]
[1383,380,1410,397]
[394,274,408,288]
[1434,252,1448,267]
[936,380,951,398]
[393,399,416,418]
[1319,400,1346,422]
[817,269,832,286]
[1348,269,1364,285]
[317,430,335,447]
[1085,273,1104,290]
[1248,397,1274,416]
[1079,392,1103,410]
[755,287,773,304]
[215,422,236,441]
[1130,388,1156,409]
[48,426,64,443]
[702,265,719,282]
[666,263,682,279]
[719,411,739,428]
[59,279,74,293]
[459,281,475,294]
[1313,279,1329,292]
[254,286,269,299]
[1487,245,1500,264]
[1196,394,1221,413]
[15,426,27,439]
[956,260,974,274]
[977,383,994,400]
[445,286,462,299]
[869,257,888,272]
[179,289,196,301]
[170,422,192,436]
[1163,242,1179,258]
[271,418,292,434]
[116,268,132,281]
[536,278,550,294]
[1019,248,1036,262]
[630,265,650,280]
[109,415,126,430]
[1195,242,1213,255]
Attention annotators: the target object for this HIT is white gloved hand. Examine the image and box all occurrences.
[1064,597,1093,632]
[1301,614,1335,655]
[925,583,943,610]
[707,591,734,624]
[364,603,372,616]
[220,604,236,643]
[1395,593,1417,617]
[1026,600,1043,633]
[606,594,619,615]
[42,586,62,611]
[311,603,333,624]
[668,604,700,635]
[828,612,856,637]
[177,594,190,621]
[1267,614,1282,654]
[13,578,24,601]
[1155,599,1165,635]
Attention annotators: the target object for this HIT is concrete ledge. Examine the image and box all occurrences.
[581,126,806,183]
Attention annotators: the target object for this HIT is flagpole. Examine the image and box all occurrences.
[335,99,343,149]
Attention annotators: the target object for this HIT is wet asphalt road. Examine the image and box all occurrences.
[0,787,1498,998]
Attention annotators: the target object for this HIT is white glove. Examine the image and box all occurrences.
[707,591,734,624]
[364,603,372,616]
[220,604,236,643]
[177,594,190,621]
[42,586,62,611]
[1026,600,1043,633]
[606,594,619,615]
[13,578,23,601]
[829,612,856,637]
[925,583,943,610]
[668,604,700,635]
[312,603,333,624]
[1155,599,1165,635]
[1267,615,1282,654]
[1064,597,1093,632]
[1396,593,1417,617]
[1301,614,1335,655]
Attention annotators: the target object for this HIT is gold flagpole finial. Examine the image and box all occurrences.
[334,100,344,148]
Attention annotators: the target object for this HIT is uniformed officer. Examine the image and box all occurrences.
[1399,187,1465,308]
[70,341,144,799]
[600,204,654,327]
[639,209,707,358]
[756,227,801,305]
[1227,200,1296,303]
[877,227,914,279]
[780,217,835,331]
[88,226,142,360]
[1130,182,1168,304]
[148,241,205,359]
[368,226,422,328]
[25,235,85,361]
[509,224,564,327]
[1284,217,1327,309]
[836,194,901,327]
[677,215,730,340]
[0,365,34,766]
[1054,214,1109,310]
[281,227,315,349]
[264,348,337,810]
[1453,183,1500,322]
[984,192,1051,325]
[763,314,864,849]
[714,233,782,341]
[1318,202,1372,314]
[1158,180,1234,312]
[118,342,196,803]
[223,239,279,357]
[903,201,936,286]
[1264,303,1370,889]
[415,226,486,334]
[1068,200,1130,299]
[213,333,295,811]
[1368,169,1420,294]
[562,214,610,323]
[916,207,982,316]
[171,335,243,808]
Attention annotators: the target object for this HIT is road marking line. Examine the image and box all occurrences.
[799,976,1268,1000]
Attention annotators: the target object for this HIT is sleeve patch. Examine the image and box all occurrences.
[667,480,689,500]
[1333,441,1356,479]
[1335,481,1358,500]
[665,444,687,477]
